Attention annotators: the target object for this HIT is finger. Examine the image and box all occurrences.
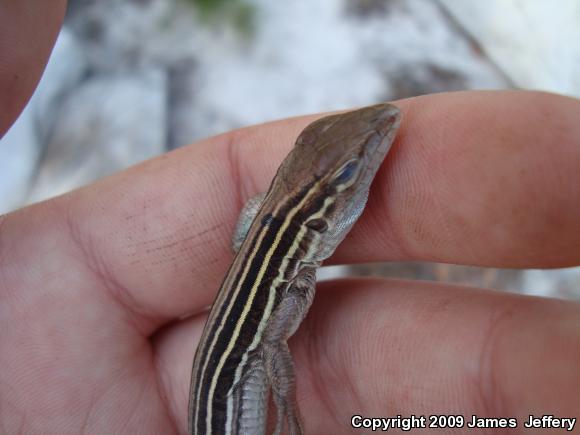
[4,91,580,325]
[0,0,67,135]
[70,90,580,318]
[300,279,580,433]
[154,278,580,433]
[346,90,580,268]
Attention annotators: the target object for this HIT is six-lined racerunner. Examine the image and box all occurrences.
[188,103,402,435]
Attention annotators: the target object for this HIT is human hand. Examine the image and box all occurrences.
[2,4,580,433]
[2,90,580,434]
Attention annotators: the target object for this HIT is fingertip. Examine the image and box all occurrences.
[343,91,580,268]
[0,0,67,134]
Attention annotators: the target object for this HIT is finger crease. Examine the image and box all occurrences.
[64,205,161,335]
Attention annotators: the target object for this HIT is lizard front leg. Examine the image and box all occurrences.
[232,192,266,252]
[262,266,317,435]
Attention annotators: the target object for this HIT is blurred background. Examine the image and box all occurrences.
[1,0,579,298]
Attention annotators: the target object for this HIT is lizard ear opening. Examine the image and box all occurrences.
[305,218,328,233]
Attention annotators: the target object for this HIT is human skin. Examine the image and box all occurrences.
[1,3,580,435]
[0,0,67,135]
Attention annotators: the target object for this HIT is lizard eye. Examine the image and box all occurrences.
[331,159,360,188]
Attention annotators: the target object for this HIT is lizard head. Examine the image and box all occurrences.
[276,103,401,261]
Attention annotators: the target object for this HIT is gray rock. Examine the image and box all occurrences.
[167,58,198,149]
[439,0,580,97]
[65,0,179,73]
[0,28,87,213]
[33,28,88,144]
[523,268,580,300]
[27,70,167,204]
[0,104,39,214]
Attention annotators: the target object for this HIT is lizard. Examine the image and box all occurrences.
[188,103,401,435]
